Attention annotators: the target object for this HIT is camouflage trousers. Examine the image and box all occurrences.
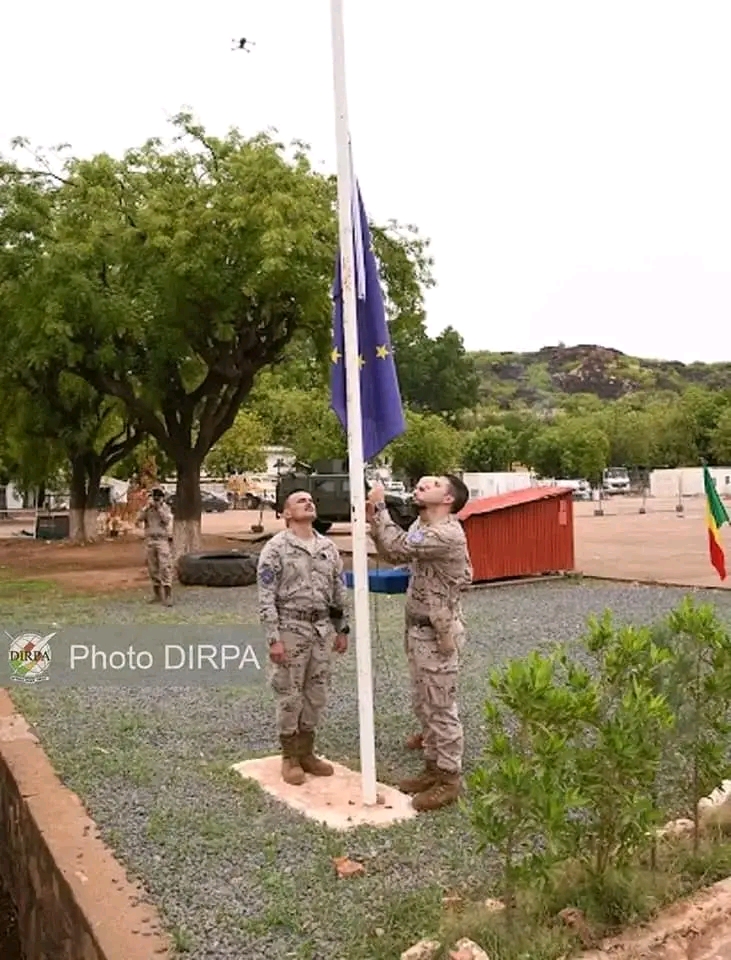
[146,538,173,588]
[269,624,333,736]
[406,622,464,775]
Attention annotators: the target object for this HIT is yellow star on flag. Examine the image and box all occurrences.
[331,347,342,364]
[375,344,389,359]
[357,354,366,369]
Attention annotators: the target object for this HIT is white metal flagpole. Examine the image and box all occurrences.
[330,0,378,807]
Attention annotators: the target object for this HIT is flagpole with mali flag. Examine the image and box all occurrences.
[704,465,730,580]
[329,0,406,807]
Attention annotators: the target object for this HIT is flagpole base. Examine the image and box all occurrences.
[231,755,416,831]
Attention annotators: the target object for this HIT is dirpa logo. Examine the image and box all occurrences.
[6,631,54,683]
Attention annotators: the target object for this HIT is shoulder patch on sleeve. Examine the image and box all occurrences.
[406,528,425,544]
[258,565,275,585]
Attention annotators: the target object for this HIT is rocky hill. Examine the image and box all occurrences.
[470,344,731,408]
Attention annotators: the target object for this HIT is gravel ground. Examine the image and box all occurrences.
[6,578,731,959]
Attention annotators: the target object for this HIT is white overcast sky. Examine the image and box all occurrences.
[3,1,731,364]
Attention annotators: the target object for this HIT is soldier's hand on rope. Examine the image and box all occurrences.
[365,501,375,522]
[368,484,385,504]
[269,640,286,664]
[333,633,348,654]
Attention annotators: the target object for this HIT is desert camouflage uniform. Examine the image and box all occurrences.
[257,529,349,781]
[370,505,472,807]
[138,501,174,588]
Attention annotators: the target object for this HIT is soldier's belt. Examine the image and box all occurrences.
[277,608,331,623]
[406,612,432,628]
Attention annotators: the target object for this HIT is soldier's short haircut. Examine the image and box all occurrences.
[284,489,311,508]
[444,474,469,514]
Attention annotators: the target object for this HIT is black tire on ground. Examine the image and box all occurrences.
[313,519,333,534]
[177,551,259,587]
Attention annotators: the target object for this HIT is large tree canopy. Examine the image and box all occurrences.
[0,115,432,550]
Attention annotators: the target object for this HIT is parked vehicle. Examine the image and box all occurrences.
[275,459,417,535]
[166,490,230,513]
[602,467,631,495]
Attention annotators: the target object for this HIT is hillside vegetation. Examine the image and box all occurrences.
[471,344,731,409]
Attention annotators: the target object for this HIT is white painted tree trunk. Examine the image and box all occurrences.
[173,457,203,557]
[69,507,100,543]
[173,517,201,558]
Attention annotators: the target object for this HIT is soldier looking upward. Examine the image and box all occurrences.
[257,490,349,785]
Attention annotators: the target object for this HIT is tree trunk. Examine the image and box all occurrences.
[69,456,89,543]
[68,457,102,543]
[173,455,203,557]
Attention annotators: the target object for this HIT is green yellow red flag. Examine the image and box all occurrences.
[704,465,730,580]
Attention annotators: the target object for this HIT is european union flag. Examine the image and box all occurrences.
[330,182,406,461]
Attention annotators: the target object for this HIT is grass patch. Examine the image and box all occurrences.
[4,584,731,959]
[433,840,731,959]
[0,577,59,597]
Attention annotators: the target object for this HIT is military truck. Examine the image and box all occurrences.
[275,459,417,534]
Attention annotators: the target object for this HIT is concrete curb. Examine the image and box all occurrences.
[0,690,171,960]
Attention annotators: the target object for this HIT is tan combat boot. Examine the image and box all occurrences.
[280,734,305,785]
[398,759,439,794]
[405,732,424,750]
[298,730,334,776]
[162,586,173,607]
[147,585,162,603]
[412,769,462,812]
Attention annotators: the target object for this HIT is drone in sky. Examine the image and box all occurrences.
[232,37,255,52]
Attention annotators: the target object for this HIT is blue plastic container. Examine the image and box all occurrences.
[343,567,410,594]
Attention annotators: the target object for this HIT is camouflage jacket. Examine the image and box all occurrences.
[137,502,173,539]
[370,506,472,638]
[257,529,350,645]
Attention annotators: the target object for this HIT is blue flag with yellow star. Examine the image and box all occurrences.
[330,182,406,461]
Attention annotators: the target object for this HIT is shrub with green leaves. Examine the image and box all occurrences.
[651,596,731,851]
[465,606,695,907]
[466,649,593,914]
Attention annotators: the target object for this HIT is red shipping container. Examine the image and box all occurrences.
[457,486,575,583]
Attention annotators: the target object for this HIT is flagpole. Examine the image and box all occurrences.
[330,0,378,807]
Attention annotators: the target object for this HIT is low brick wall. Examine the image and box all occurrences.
[0,691,170,960]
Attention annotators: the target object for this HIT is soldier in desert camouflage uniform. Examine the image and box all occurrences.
[257,489,350,785]
[137,487,174,606]
[367,475,472,811]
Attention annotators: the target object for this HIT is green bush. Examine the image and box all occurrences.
[465,596,731,926]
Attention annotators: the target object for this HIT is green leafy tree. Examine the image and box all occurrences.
[461,425,517,472]
[385,410,460,485]
[527,425,564,479]
[248,377,347,464]
[601,405,653,468]
[203,410,268,476]
[0,370,142,539]
[395,327,480,422]
[711,408,731,464]
[0,117,425,551]
[558,420,610,485]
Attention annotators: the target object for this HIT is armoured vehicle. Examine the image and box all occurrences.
[275,459,417,535]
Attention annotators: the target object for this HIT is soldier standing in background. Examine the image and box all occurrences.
[137,487,174,606]
[367,476,472,812]
[257,489,350,785]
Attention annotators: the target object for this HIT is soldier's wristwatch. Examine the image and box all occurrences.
[374,502,387,514]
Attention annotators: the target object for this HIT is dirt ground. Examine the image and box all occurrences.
[573,493,731,591]
[0,496,728,593]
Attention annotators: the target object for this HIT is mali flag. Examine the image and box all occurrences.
[704,465,730,580]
